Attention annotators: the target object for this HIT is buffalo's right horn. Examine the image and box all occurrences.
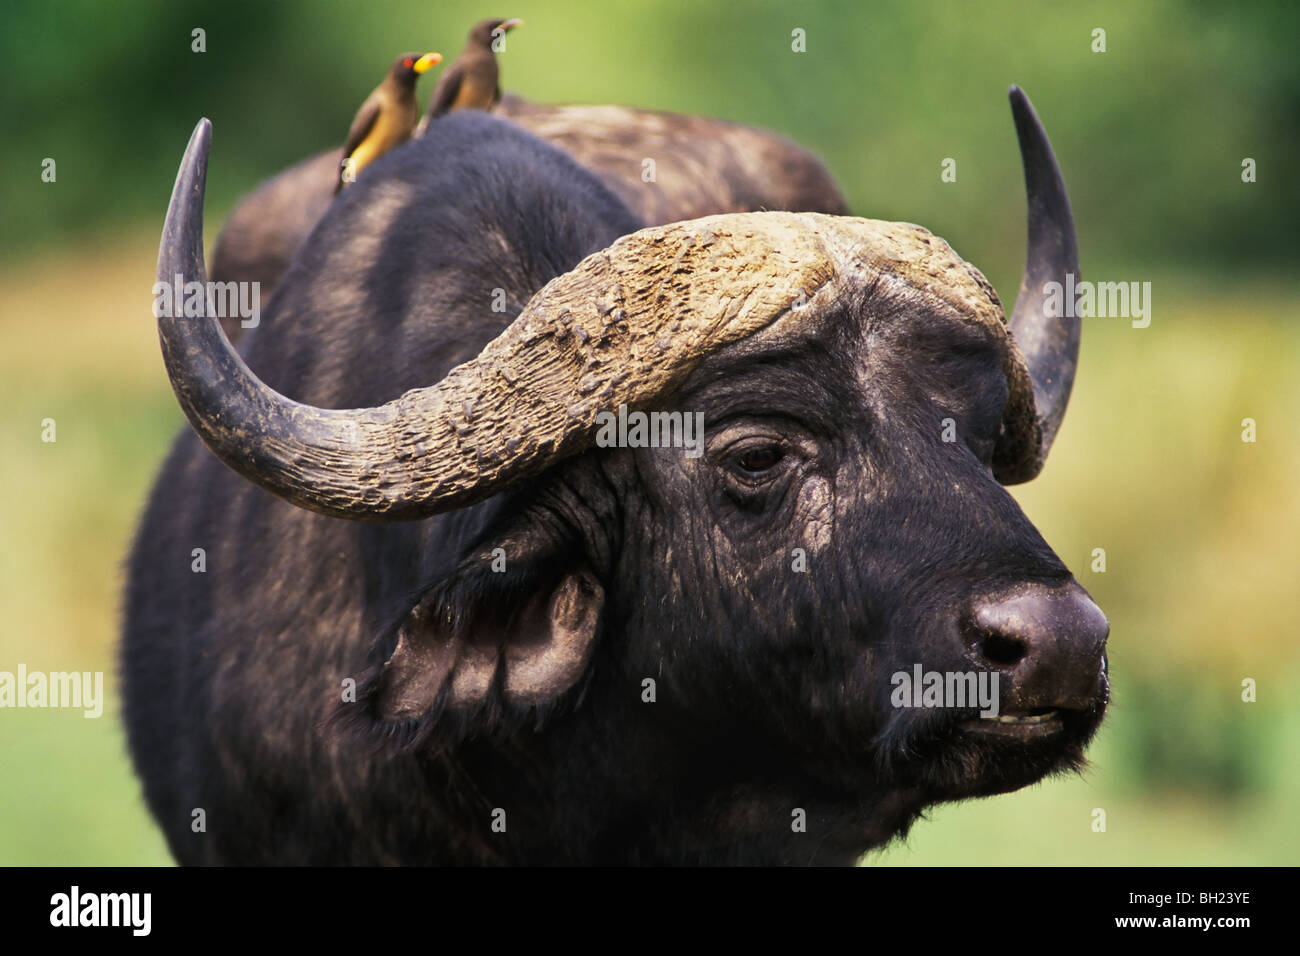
[994,86,1082,483]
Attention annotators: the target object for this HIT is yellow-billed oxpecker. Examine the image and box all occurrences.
[338,52,442,192]
[424,18,522,122]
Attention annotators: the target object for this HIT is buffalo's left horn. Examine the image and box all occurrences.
[993,86,1082,484]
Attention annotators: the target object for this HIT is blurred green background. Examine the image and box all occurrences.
[1,0,1296,865]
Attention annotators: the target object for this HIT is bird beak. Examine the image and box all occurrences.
[413,52,442,74]
[500,18,523,31]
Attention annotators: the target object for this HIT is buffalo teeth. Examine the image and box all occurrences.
[994,710,1058,724]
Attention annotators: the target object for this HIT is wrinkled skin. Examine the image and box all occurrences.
[125,112,1104,865]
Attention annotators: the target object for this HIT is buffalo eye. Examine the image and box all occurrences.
[727,444,786,482]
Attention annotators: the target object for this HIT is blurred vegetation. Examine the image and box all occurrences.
[1,0,1297,865]
[3,0,1298,279]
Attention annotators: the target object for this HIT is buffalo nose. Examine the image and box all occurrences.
[967,583,1109,709]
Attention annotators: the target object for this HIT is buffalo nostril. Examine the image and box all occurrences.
[978,630,1028,666]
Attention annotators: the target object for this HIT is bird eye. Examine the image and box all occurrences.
[403,58,414,68]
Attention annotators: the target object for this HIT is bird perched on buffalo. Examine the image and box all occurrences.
[418,17,522,133]
[338,51,442,192]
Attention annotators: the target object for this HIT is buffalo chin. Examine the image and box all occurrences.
[931,707,1104,800]
[862,704,1104,809]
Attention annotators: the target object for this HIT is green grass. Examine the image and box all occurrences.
[0,711,172,866]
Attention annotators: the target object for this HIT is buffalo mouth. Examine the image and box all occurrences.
[959,707,1066,740]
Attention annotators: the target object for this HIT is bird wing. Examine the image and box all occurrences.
[338,94,382,189]
[425,63,464,119]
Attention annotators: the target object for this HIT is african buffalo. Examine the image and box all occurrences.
[124,87,1107,865]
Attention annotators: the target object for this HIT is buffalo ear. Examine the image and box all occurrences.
[374,564,605,723]
[502,569,605,705]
